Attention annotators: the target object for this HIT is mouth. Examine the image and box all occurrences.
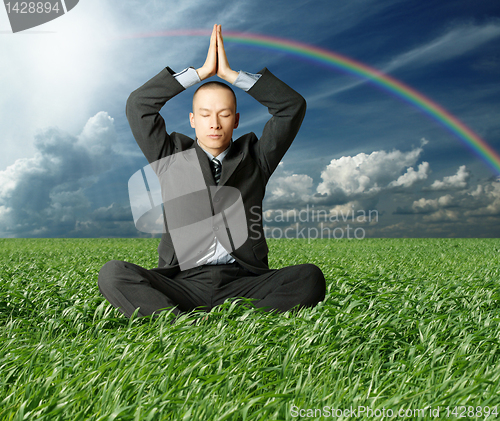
[208,135,222,139]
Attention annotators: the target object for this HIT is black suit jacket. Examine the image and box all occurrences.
[126,67,306,277]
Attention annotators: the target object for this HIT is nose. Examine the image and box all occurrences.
[210,115,221,129]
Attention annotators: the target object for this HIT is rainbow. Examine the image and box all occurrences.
[117,29,500,175]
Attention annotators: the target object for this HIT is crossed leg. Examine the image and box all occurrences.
[98,260,326,318]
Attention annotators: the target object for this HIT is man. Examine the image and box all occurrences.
[98,25,326,318]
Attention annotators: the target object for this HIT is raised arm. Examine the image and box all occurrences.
[125,25,219,163]
[213,25,306,180]
[247,68,307,181]
[125,68,184,163]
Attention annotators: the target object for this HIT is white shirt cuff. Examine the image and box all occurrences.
[173,67,201,89]
[233,71,262,91]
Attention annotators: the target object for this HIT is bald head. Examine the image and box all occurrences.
[193,81,237,113]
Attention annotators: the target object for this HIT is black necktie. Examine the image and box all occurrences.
[211,157,222,185]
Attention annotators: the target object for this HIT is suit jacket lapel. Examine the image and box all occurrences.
[192,139,243,186]
[193,140,216,186]
[219,144,243,186]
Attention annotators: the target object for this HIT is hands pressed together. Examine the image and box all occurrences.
[196,24,239,84]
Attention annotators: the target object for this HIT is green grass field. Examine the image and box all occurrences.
[1,238,500,420]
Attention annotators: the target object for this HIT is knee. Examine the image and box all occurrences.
[300,263,326,304]
[301,263,325,285]
[98,260,128,294]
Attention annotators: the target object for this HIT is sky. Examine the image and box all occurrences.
[1,0,500,238]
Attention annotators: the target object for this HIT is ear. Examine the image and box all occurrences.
[234,112,240,129]
[189,112,195,128]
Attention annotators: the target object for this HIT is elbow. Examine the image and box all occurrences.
[299,95,307,117]
[296,95,307,122]
[125,92,138,119]
[126,89,146,121]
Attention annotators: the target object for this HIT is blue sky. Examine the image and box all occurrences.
[1,0,499,238]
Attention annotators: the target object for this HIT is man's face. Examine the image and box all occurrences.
[190,87,239,157]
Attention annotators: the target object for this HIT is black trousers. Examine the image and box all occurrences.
[98,260,326,318]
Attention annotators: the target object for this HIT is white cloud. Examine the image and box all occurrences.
[270,174,314,200]
[264,161,314,209]
[264,140,432,214]
[0,112,136,237]
[428,165,470,190]
[0,112,116,201]
[464,181,500,216]
[262,141,434,235]
[263,142,500,237]
[422,209,460,223]
[388,161,430,188]
[316,144,424,200]
[410,194,455,213]
[392,179,500,233]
